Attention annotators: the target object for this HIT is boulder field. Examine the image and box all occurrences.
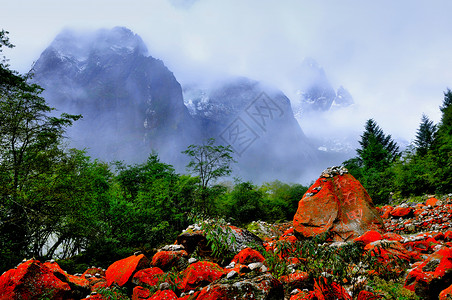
[1,168,452,299]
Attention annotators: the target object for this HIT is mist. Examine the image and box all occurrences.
[3,0,452,182]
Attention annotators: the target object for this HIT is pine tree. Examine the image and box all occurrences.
[356,119,400,169]
[414,114,436,156]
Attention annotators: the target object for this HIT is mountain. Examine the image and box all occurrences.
[33,27,198,166]
[32,27,320,183]
[289,58,354,118]
[183,77,320,182]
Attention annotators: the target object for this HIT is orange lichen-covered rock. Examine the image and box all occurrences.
[132,267,164,287]
[365,240,412,275]
[43,260,90,297]
[280,271,310,290]
[105,254,150,287]
[382,232,403,242]
[0,259,72,300]
[389,206,413,218]
[231,247,265,265]
[379,205,394,219]
[354,230,383,245]
[426,197,440,207]
[440,284,452,300]
[356,290,383,299]
[177,261,224,292]
[195,273,283,300]
[293,169,385,242]
[148,289,178,300]
[151,250,188,271]
[132,286,151,300]
[404,247,452,299]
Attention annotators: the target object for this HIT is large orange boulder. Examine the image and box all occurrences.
[293,167,385,242]
[0,259,72,300]
[105,254,150,287]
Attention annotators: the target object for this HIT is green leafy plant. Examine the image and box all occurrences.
[96,286,129,300]
[368,277,419,300]
[189,215,237,264]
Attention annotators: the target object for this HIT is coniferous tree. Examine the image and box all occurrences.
[430,89,452,192]
[414,114,436,156]
[356,119,400,170]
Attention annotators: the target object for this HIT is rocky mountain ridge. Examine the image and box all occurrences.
[32,27,324,182]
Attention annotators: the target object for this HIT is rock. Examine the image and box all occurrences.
[279,271,310,290]
[390,206,414,218]
[226,270,239,279]
[176,261,225,293]
[356,290,383,299]
[440,284,452,300]
[427,197,440,207]
[404,247,452,299]
[132,286,151,300]
[43,261,90,298]
[151,250,188,271]
[105,254,150,287]
[132,267,164,288]
[365,240,412,275]
[0,259,72,299]
[232,247,265,265]
[195,273,284,300]
[293,171,385,242]
[176,224,263,258]
[354,230,383,245]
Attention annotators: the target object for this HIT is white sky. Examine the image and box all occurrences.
[2,0,452,142]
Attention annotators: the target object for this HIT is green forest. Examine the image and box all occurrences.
[1,29,451,274]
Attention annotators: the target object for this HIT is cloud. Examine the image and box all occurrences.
[2,0,452,143]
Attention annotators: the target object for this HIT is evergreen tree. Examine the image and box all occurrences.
[414,114,436,156]
[356,119,400,170]
[430,89,452,192]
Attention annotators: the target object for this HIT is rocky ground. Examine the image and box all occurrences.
[1,171,452,299]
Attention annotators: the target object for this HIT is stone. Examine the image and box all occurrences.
[0,259,72,299]
[404,247,452,299]
[151,250,188,271]
[132,267,164,287]
[354,230,383,245]
[195,273,284,300]
[105,254,150,287]
[132,286,151,300]
[293,172,385,242]
[176,261,224,293]
[440,284,452,300]
[390,206,414,218]
[231,247,265,265]
[279,271,310,290]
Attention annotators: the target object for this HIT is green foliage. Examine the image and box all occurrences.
[357,119,400,167]
[182,138,236,188]
[0,31,81,271]
[414,114,436,156]
[190,216,237,264]
[96,286,129,300]
[369,277,419,300]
